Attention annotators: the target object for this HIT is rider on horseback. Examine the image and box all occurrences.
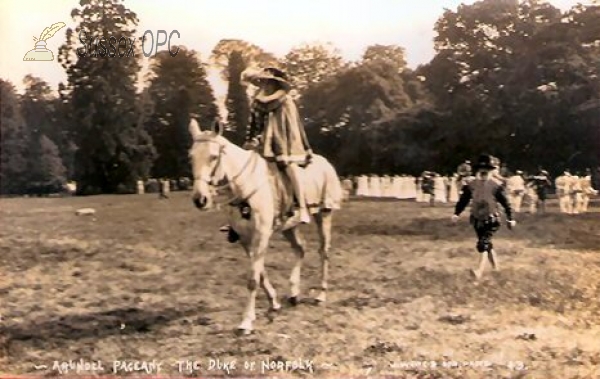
[242,67,313,229]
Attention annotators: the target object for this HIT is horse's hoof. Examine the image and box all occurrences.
[267,307,280,323]
[269,303,282,312]
[234,327,253,336]
[287,296,298,306]
[227,229,240,243]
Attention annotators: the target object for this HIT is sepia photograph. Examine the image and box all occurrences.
[0,0,599,378]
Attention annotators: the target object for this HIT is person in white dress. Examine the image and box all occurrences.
[449,174,460,202]
[434,173,447,203]
[356,175,369,196]
[507,170,526,213]
[369,174,381,197]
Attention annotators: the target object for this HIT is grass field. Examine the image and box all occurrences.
[1,192,599,378]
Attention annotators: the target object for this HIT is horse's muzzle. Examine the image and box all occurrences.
[193,195,207,209]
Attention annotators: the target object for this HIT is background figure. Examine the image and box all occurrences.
[369,174,381,198]
[356,175,369,197]
[555,171,573,214]
[159,178,169,199]
[433,173,447,203]
[449,174,460,202]
[407,175,417,198]
[415,176,424,202]
[579,169,598,213]
[507,170,526,213]
[524,174,539,214]
[393,175,402,199]
[490,156,507,188]
[570,173,583,214]
[534,170,551,213]
[421,171,435,206]
[341,177,353,201]
[457,160,472,184]
[444,176,451,202]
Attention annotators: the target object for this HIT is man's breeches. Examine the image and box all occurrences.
[471,215,500,253]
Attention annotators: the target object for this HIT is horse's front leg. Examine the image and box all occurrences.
[238,235,268,334]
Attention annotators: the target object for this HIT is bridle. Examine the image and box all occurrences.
[191,137,266,206]
[192,138,228,188]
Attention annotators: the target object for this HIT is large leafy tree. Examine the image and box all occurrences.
[301,59,414,174]
[282,43,346,94]
[0,80,29,194]
[58,0,155,194]
[421,0,600,174]
[362,44,407,72]
[20,75,68,193]
[146,47,218,177]
[27,135,67,194]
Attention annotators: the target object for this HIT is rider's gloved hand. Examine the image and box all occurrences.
[276,156,289,170]
[305,150,313,164]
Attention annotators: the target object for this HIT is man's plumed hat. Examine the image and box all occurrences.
[474,154,498,171]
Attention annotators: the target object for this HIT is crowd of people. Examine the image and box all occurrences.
[340,158,598,214]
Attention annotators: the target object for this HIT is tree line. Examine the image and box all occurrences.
[1,0,598,195]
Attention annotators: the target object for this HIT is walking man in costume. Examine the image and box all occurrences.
[452,154,516,280]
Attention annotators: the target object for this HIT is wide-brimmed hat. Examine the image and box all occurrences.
[242,67,291,91]
[474,154,498,170]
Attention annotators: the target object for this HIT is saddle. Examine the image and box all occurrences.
[231,159,310,222]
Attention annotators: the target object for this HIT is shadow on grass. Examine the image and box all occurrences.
[0,304,207,355]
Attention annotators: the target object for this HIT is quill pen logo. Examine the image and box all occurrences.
[23,22,66,61]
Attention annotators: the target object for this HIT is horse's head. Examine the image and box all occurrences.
[188,118,226,210]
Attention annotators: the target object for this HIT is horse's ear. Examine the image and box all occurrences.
[189,118,202,140]
[212,119,224,136]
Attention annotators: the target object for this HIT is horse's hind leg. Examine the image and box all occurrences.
[314,210,332,303]
[282,227,306,306]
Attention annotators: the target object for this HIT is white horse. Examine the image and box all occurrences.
[188,119,342,334]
